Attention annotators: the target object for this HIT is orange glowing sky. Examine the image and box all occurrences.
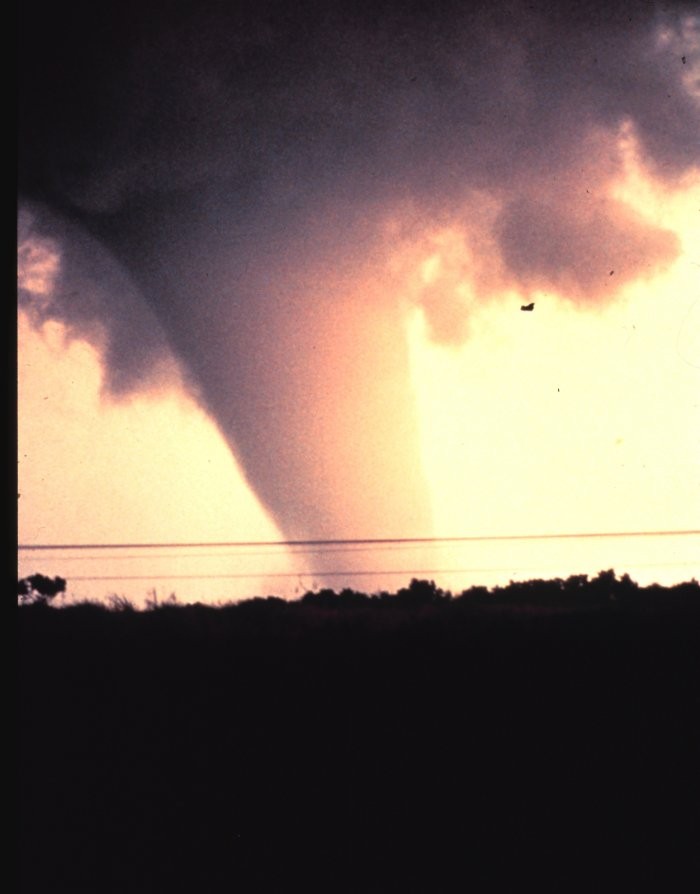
[18,147,700,604]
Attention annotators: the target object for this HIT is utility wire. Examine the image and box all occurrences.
[28,534,699,563]
[18,529,700,552]
[62,559,700,583]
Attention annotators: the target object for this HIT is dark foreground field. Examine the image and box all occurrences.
[19,576,700,892]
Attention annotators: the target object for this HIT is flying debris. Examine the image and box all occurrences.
[520,302,535,312]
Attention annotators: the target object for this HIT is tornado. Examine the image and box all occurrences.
[18,1,699,576]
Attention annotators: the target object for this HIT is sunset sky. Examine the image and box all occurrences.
[18,0,699,603]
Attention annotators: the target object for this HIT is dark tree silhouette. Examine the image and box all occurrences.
[395,578,448,607]
[17,574,66,605]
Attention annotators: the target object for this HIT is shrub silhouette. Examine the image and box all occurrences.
[17,573,66,605]
[394,578,448,607]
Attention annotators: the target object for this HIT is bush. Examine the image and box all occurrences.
[17,574,66,605]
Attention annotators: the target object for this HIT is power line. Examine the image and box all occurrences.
[18,541,492,562]
[22,535,700,564]
[18,529,700,552]
[62,560,700,583]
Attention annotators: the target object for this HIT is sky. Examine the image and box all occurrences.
[18,0,700,603]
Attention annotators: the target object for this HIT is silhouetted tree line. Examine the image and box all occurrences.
[18,569,700,893]
[17,568,699,620]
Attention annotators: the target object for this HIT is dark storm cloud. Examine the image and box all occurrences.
[496,194,680,300]
[18,0,700,549]
[18,205,177,396]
